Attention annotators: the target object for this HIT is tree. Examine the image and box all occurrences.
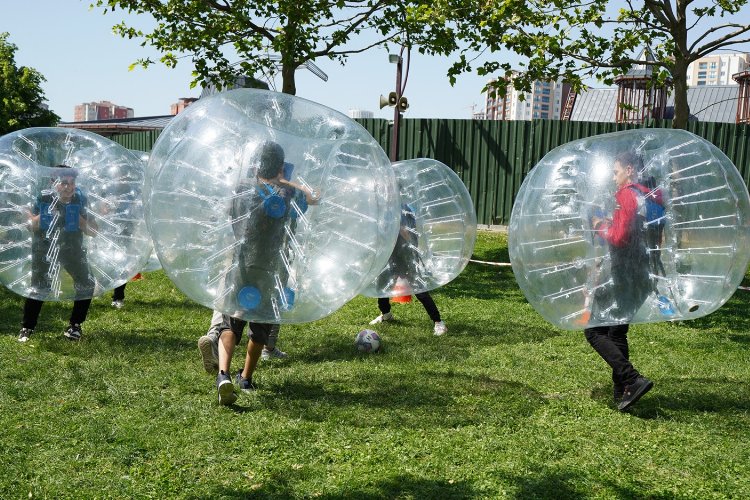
[429,0,750,129]
[0,32,59,135]
[92,0,451,96]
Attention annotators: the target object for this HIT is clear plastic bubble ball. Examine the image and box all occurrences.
[142,249,162,272]
[127,149,162,274]
[509,128,750,330]
[0,127,151,301]
[360,158,477,298]
[145,89,399,323]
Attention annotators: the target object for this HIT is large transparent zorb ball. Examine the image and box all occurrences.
[360,158,477,297]
[509,128,750,330]
[146,89,399,323]
[0,127,151,301]
[128,149,162,274]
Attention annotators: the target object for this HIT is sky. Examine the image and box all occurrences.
[1,0,510,122]
[5,1,749,124]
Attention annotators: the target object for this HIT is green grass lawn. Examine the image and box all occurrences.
[1,231,749,498]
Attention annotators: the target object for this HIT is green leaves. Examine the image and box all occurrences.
[0,32,59,135]
[93,0,421,95]
[437,0,750,129]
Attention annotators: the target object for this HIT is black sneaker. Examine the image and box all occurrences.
[618,376,653,411]
[63,323,83,341]
[216,371,237,405]
[613,383,624,403]
[235,370,257,392]
[18,328,34,343]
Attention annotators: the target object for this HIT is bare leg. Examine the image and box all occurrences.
[242,339,264,380]
[218,330,236,374]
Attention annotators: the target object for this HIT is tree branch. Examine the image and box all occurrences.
[643,0,675,28]
[317,0,392,55]
[690,24,750,53]
[695,35,750,57]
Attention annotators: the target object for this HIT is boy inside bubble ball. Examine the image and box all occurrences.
[207,140,319,405]
[18,165,98,343]
[369,200,448,336]
[587,151,654,411]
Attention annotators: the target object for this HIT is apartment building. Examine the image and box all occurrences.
[687,53,750,86]
[73,101,134,122]
[484,75,571,120]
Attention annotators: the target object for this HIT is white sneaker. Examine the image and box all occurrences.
[261,347,288,361]
[369,312,394,325]
[111,300,125,309]
[433,321,448,336]
[198,330,220,374]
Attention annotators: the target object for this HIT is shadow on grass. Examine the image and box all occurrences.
[195,464,663,499]
[0,287,197,334]
[676,283,750,335]
[197,466,619,499]
[292,318,562,367]
[28,329,195,359]
[502,465,660,499]
[590,376,750,419]
[506,468,589,499]
[727,333,750,345]
[447,265,523,302]
[198,476,477,499]
[251,370,545,430]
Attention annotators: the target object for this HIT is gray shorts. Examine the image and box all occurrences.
[217,314,278,346]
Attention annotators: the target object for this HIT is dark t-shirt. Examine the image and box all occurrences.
[231,179,295,273]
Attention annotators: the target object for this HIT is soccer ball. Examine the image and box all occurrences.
[355,329,381,353]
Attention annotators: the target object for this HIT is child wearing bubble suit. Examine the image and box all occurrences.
[588,151,655,411]
[198,309,285,376]
[370,201,448,336]
[18,165,98,342]
[213,140,319,405]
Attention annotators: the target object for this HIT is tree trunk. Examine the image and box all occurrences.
[280,15,298,96]
[281,62,297,95]
[672,60,689,130]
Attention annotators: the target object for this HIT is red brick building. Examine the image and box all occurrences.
[74,101,134,122]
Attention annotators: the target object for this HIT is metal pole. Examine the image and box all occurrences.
[390,54,403,162]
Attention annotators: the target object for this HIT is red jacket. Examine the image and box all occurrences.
[594,182,655,248]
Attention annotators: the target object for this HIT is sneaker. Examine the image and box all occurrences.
[613,383,624,403]
[433,321,448,336]
[18,327,34,343]
[618,376,653,411]
[261,347,288,361]
[111,300,125,309]
[216,371,237,405]
[63,323,82,341]
[369,312,394,325]
[198,330,220,374]
[235,370,257,393]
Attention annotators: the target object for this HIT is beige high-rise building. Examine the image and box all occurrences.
[348,109,374,119]
[484,74,571,121]
[686,53,750,86]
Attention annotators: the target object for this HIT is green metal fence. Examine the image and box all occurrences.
[358,118,750,225]
[111,118,750,226]
[115,130,162,153]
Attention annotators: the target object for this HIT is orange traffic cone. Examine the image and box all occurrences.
[392,278,412,303]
